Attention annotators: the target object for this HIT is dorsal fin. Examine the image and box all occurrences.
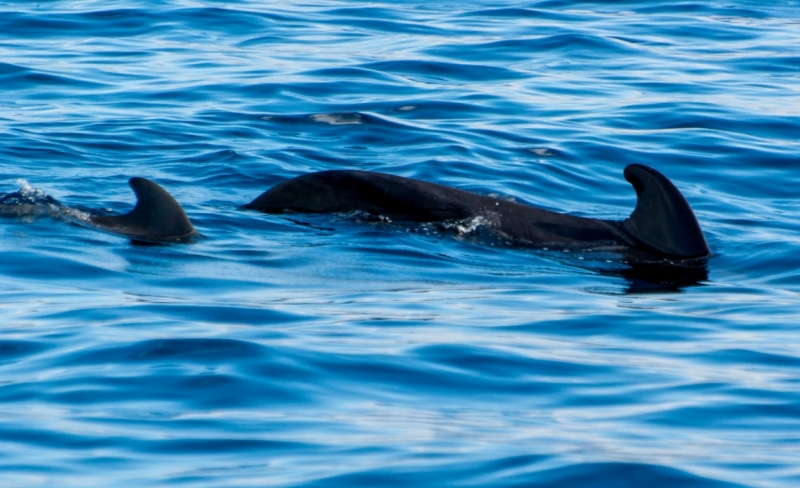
[90,177,196,242]
[621,164,709,258]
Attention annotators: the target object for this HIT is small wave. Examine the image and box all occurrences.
[358,60,523,83]
[0,61,105,90]
[425,34,639,63]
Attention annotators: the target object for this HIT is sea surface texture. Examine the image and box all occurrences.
[1,1,799,486]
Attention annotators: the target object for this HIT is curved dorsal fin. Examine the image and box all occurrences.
[91,177,196,242]
[621,164,709,258]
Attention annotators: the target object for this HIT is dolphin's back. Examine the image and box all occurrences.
[247,170,479,221]
[247,165,710,259]
[248,170,627,245]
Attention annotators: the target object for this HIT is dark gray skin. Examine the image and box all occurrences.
[89,177,197,242]
[246,164,709,259]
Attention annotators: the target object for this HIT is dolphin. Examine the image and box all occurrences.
[245,164,710,259]
[1,177,196,243]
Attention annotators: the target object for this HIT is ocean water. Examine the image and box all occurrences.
[1,1,799,486]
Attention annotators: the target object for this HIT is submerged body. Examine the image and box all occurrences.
[0,191,60,219]
[247,164,710,259]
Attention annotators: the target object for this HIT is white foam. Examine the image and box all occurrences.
[16,179,46,199]
[58,205,91,222]
[455,215,485,235]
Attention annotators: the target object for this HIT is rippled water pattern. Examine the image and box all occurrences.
[1,1,799,486]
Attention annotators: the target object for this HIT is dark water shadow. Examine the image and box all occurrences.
[570,248,709,294]
[604,254,709,294]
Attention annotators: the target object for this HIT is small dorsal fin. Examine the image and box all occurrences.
[90,177,196,242]
[621,164,709,258]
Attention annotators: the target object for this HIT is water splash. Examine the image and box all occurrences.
[0,179,59,209]
[454,215,487,235]
[16,179,47,200]
[435,214,500,236]
[57,205,92,223]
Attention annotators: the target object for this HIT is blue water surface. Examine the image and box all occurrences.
[1,1,799,486]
